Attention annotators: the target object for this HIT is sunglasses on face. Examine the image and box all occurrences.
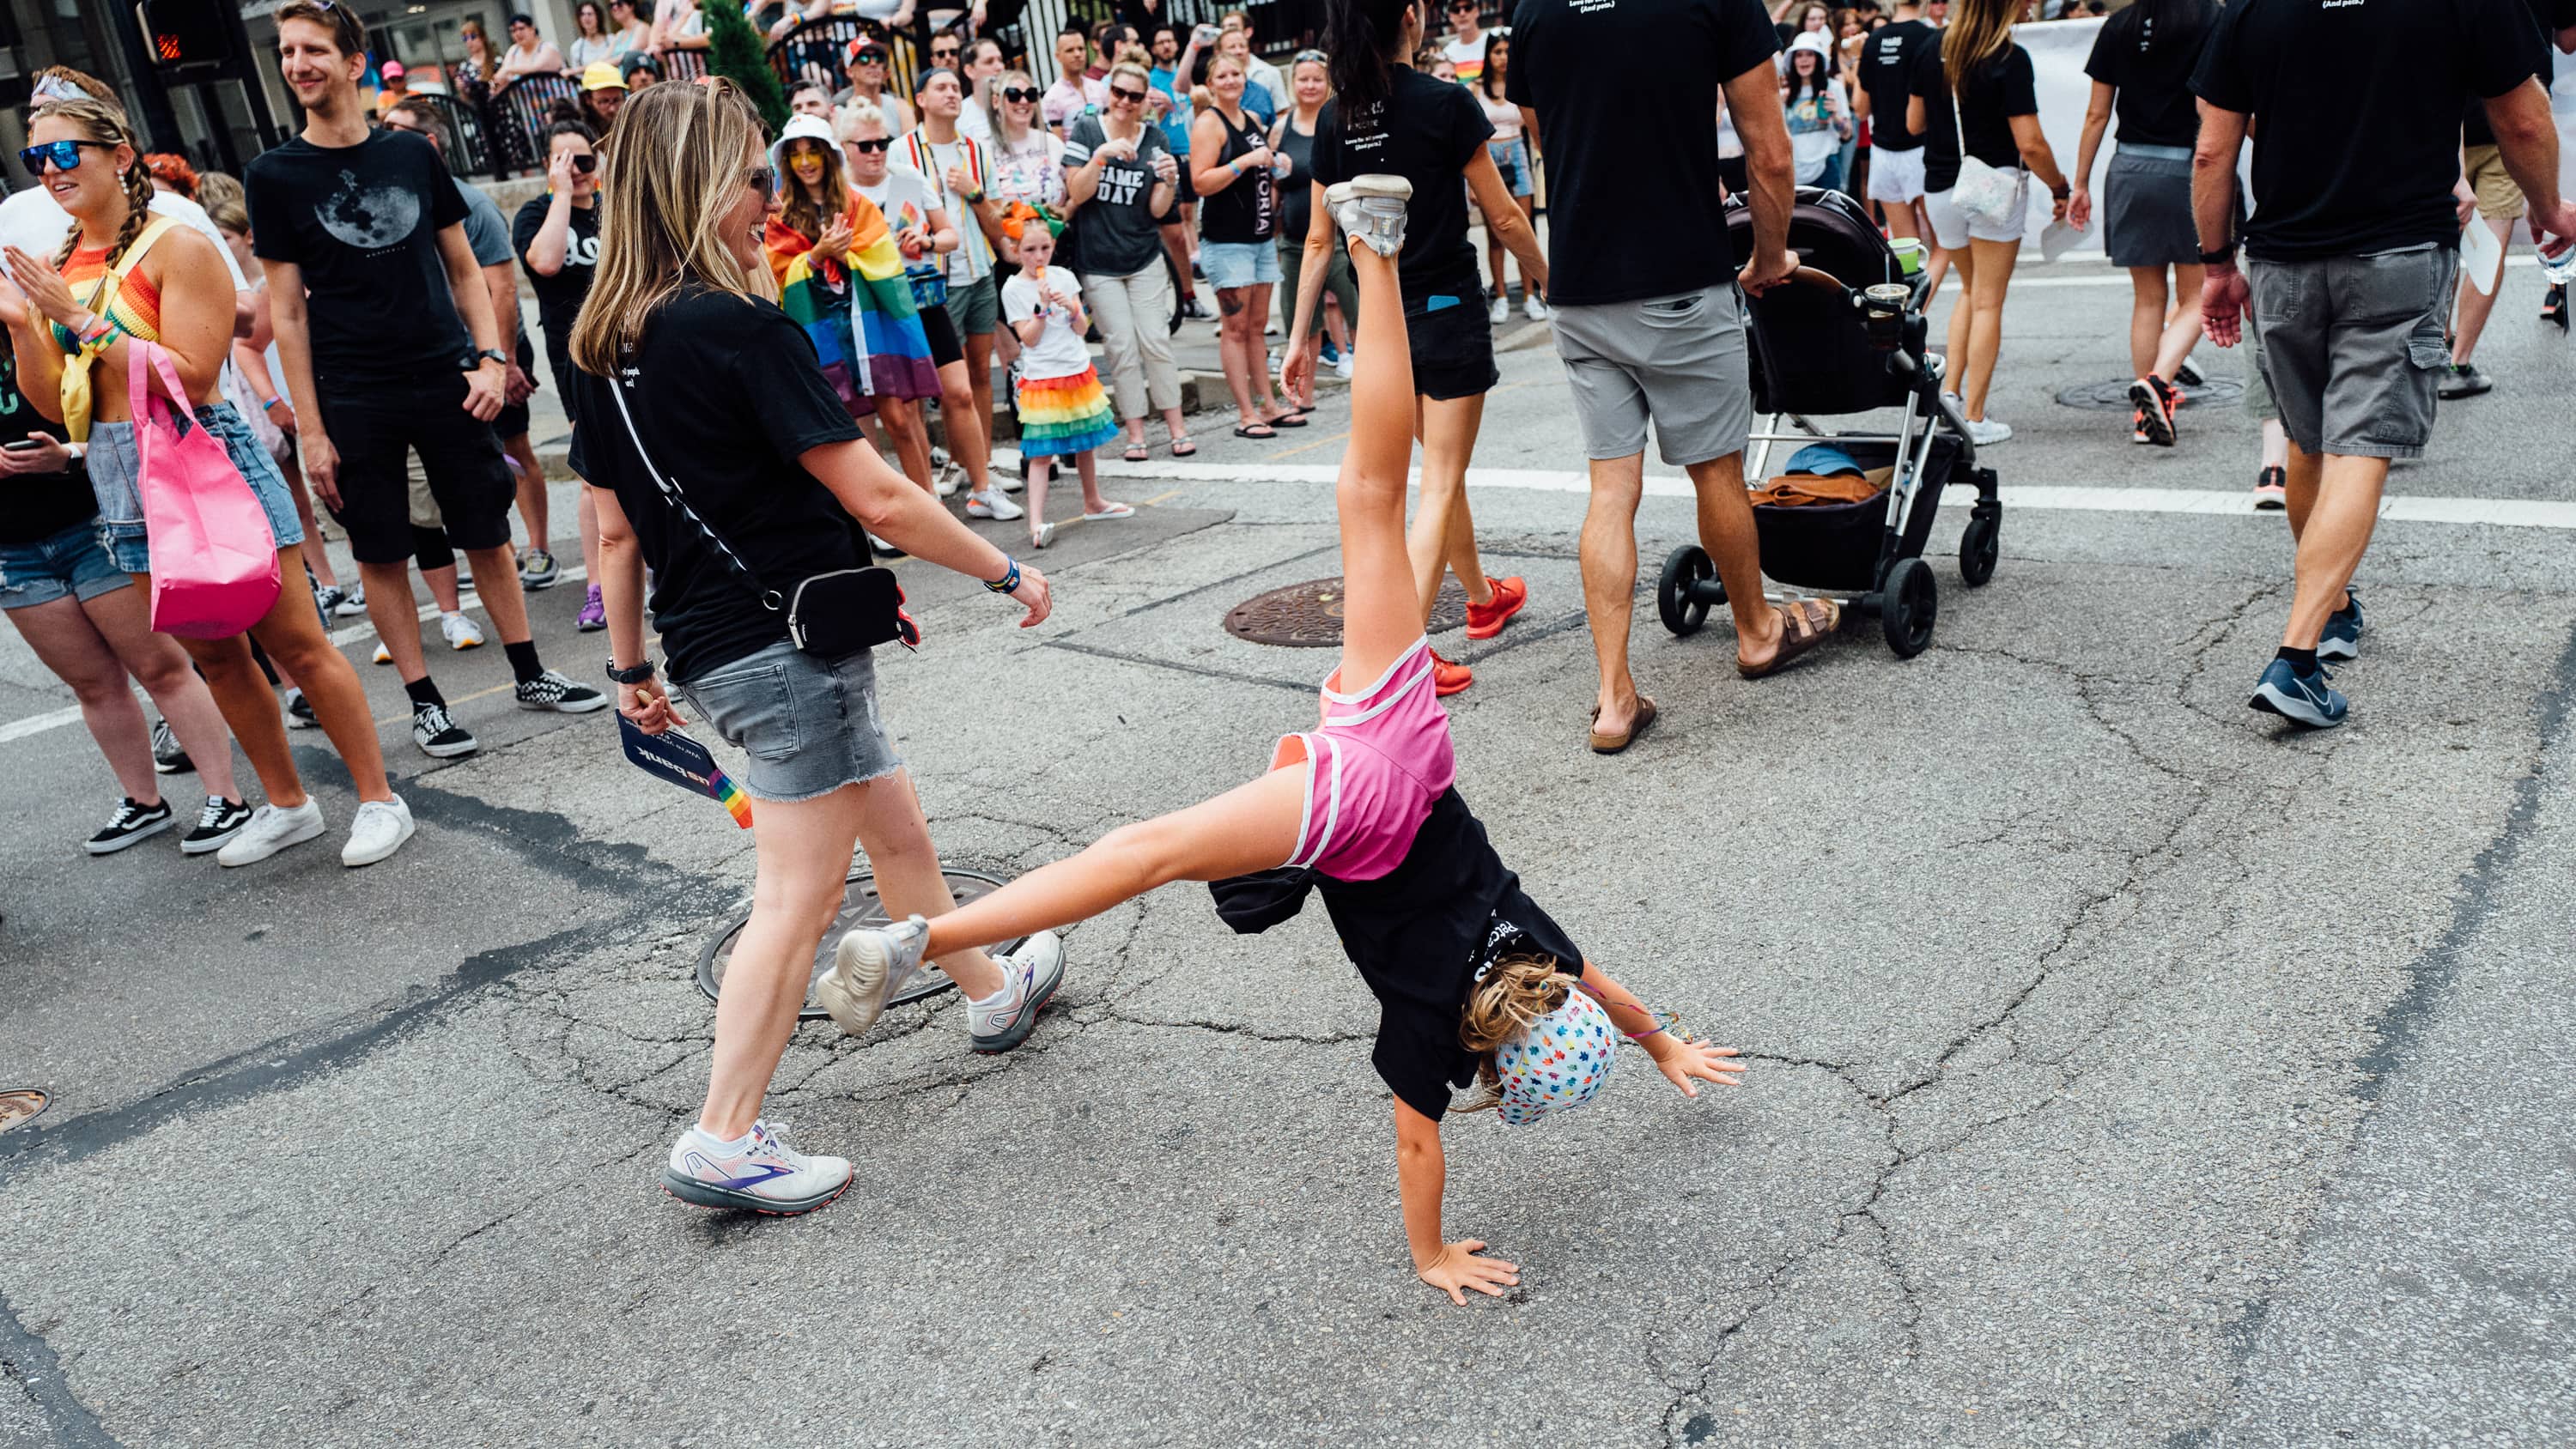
[747,165,775,194]
[1449,3,1476,12]
[853,47,887,63]
[566,152,598,173]
[18,139,115,179]
[847,136,893,153]
[931,45,960,59]
[1109,85,1147,103]
[1000,85,1041,103]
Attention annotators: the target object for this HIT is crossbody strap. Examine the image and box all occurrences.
[604,370,785,612]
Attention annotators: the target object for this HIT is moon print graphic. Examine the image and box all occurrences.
[316,168,422,250]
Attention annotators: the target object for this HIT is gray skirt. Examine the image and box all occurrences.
[2105,146,2198,269]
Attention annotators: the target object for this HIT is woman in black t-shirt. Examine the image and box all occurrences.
[513,120,609,630]
[1905,0,2068,446]
[1284,0,1552,693]
[2067,0,2217,449]
[570,82,1060,1218]
[1190,49,1297,439]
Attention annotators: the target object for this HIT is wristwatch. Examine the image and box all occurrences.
[2050,184,2071,201]
[473,347,509,367]
[2200,245,2236,266]
[606,658,656,685]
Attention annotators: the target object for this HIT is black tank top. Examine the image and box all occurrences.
[1198,105,1276,245]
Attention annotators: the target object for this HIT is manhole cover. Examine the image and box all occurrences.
[1224,577,1467,647]
[2055,374,2245,410]
[696,869,1027,1020]
[0,1088,47,1133]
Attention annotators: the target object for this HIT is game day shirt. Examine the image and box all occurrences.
[1061,115,1172,276]
[1509,0,1781,306]
[246,128,471,383]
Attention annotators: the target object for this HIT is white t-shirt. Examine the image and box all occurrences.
[853,169,948,291]
[1441,33,1489,83]
[959,97,995,142]
[1000,269,1091,379]
[0,188,249,290]
[895,131,994,285]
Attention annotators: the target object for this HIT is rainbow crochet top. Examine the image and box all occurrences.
[52,242,164,353]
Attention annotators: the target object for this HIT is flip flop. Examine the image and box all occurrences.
[1266,412,1309,428]
[1170,439,1198,457]
[1233,424,1277,439]
[1122,443,1150,463]
[1737,597,1842,679]
[1589,695,1659,755]
[1083,501,1135,520]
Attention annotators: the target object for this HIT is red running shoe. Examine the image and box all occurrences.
[1465,575,1528,640]
[1431,649,1473,696]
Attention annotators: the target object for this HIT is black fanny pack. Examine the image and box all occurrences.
[607,370,918,657]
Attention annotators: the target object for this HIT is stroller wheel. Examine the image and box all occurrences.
[1880,556,1937,658]
[1657,545,1719,636]
[1959,506,2000,588]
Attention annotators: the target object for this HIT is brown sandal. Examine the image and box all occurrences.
[1737,598,1841,679]
[1588,695,1659,755]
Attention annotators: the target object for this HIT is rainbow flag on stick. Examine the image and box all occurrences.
[619,716,754,829]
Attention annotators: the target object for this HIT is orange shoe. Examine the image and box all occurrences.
[1464,576,1528,640]
[1431,649,1473,696]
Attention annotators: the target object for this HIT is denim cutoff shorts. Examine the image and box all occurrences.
[85,402,304,574]
[672,637,903,803]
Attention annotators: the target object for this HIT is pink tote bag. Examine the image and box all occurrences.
[130,340,280,638]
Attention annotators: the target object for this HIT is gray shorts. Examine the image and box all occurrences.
[2241,304,2277,424]
[672,638,902,803]
[949,273,999,336]
[2248,246,2458,459]
[1549,283,1754,467]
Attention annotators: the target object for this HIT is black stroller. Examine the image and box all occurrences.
[1655,187,2000,658]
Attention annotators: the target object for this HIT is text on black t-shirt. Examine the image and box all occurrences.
[1861,18,1940,152]
[1312,65,1493,300]
[245,129,471,384]
[510,197,600,367]
[2081,0,2220,151]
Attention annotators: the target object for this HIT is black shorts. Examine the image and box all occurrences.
[492,330,540,441]
[1153,161,1195,224]
[920,302,963,369]
[1405,279,1500,403]
[317,369,515,565]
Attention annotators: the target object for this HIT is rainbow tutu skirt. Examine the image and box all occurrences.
[1014,366,1121,458]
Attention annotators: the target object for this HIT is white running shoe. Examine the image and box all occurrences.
[661,1119,852,1215]
[371,641,392,665]
[1333,349,1354,379]
[816,914,931,1037]
[969,931,1065,1053]
[933,461,963,499]
[1487,294,1509,325]
[440,611,484,650]
[999,471,1026,494]
[1965,416,2014,446]
[966,489,1025,521]
[342,795,416,867]
[1326,176,1413,256]
[216,799,327,867]
[1030,520,1057,549]
[1523,294,1551,321]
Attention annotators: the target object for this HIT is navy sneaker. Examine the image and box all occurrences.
[2250,658,2347,729]
[2317,591,2365,661]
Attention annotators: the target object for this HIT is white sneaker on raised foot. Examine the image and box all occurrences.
[342,795,416,867]
[815,914,931,1036]
[969,931,1065,1053]
[661,1119,852,1215]
[1327,175,1413,256]
[440,611,483,650]
[216,798,327,867]
[965,489,1025,521]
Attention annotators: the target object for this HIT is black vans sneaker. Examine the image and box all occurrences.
[514,670,608,713]
[86,797,174,855]
[180,797,253,855]
[411,701,480,759]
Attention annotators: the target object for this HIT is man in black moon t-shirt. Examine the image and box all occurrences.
[2190,0,2572,731]
[247,1,602,759]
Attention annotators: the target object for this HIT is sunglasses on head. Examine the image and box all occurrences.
[1108,85,1148,103]
[18,139,115,179]
[847,136,893,153]
[1000,85,1041,103]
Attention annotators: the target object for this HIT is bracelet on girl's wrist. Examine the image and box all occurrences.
[983,555,1021,594]
[261,395,283,410]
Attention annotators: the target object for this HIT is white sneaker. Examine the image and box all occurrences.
[1327,175,1413,256]
[1523,294,1550,321]
[371,641,392,665]
[1487,294,1509,324]
[1000,470,1026,493]
[1030,520,1056,549]
[968,931,1065,1053]
[933,461,962,499]
[1333,349,1354,379]
[660,1119,852,1215]
[440,611,483,650]
[341,795,416,867]
[1965,416,2014,446]
[815,914,931,1036]
[216,798,327,867]
[965,489,1025,521]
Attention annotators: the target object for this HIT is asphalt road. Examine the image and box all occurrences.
[3,254,2571,1446]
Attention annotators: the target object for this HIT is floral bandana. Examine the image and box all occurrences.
[1492,985,1615,1126]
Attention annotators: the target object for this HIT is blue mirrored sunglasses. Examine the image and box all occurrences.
[19,140,115,179]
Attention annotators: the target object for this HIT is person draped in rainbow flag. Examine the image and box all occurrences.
[762,115,942,494]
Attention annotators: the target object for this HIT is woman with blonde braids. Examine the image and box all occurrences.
[0,97,407,868]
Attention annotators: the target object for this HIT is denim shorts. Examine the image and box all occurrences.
[673,637,902,803]
[1202,240,1282,290]
[85,402,306,575]
[0,518,131,611]
[1488,137,1534,199]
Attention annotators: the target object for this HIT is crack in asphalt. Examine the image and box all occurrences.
[0,1286,121,1447]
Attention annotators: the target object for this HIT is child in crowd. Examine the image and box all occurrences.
[831,178,1745,1305]
[998,214,1130,549]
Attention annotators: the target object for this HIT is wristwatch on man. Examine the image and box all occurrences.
[2200,244,2237,267]
[471,347,510,368]
[606,658,656,685]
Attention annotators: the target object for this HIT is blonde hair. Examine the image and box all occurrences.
[195,170,245,217]
[29,99,155,270]
[1458,954,1572,1064]
[568,79,769,377]
[834,99,888,141]
[1107,59,1152,93]
[1941,0,2017,98]
[993,68,1039,146]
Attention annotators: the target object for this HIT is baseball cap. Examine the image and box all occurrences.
[581,62,627,91]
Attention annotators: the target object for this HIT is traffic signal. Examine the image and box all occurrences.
[138,0,235,73]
